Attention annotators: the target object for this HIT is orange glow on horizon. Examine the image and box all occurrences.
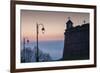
[22,33,64,42]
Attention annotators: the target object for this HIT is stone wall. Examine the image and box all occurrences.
[63,24,89,60]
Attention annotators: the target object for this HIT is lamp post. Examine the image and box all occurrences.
[36,23,45,62]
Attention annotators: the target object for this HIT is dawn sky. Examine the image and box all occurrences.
[21,10,89,41]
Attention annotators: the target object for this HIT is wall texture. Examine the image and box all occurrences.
[63,23,89,60]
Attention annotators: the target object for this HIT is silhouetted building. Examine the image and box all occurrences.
[63,18,89,60]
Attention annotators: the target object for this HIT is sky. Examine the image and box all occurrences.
[21,10,89,42]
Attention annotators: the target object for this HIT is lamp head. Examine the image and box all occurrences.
[42,27,45,34]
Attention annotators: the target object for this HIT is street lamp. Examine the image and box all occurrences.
[36,23,45,62]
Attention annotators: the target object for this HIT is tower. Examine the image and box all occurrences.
[66,17,73,30]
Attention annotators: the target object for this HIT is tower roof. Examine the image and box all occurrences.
[66,19,73,24]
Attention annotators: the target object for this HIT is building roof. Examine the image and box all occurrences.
[66,19,73,24]
[65,23,89,33]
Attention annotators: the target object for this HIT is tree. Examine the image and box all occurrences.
[21,46,52,63]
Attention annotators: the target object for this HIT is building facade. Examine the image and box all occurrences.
[63,19,89,60]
